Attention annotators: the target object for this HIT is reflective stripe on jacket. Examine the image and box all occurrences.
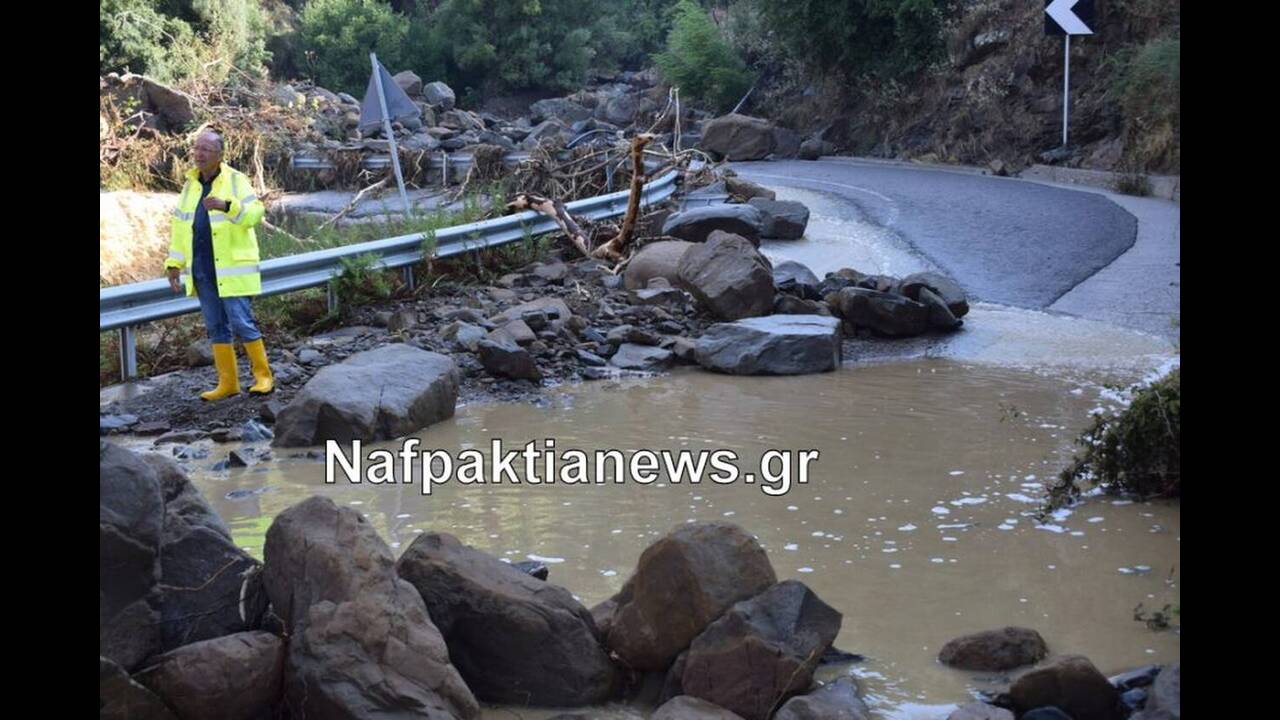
[164,163,265,297]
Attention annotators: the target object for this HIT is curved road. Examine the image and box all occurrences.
[732,158,1140,309]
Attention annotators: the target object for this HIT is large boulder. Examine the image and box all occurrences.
[1009,655,1124,720]
[607,523,777,671]
[624,240,695,290]
[653,696,747,720]
[939,627,1049,672]
[662,205,766,245]
[834,287,929,336]
[521,119,569,149]
[143,454,266,651]
[774,677,871,720]
[102,73,196,130]
[696,315,841,376]
[725,176,776,202]
[595,93,642,126]
[263,496,479,719]
[134,632,285,720]
[773,260,821,293]
[423,81,456,110]
[748,199,810,240]
[273,344,459,447]
[396,532,618,705]
[682,581,842,720]
[100,657,177,720]
[530,97,592,124]
[898,271,970,318]
[676,231,775,320]
[100,441,163,670]
[393,70,423,97]
[773,127,802,159]
[700,114,777,160]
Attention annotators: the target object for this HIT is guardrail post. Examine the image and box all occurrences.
[403,266,415,292]
[441,151,450,187]
[327,284,338,314]
[119,325,138,382]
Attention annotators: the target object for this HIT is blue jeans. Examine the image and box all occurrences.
[195,274,262,344]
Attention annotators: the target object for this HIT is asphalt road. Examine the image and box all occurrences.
[730,158,1140,311]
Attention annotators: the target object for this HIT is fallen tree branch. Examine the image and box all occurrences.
[507,193,592,257]
[316,177,389,232]
[591,134,653,263]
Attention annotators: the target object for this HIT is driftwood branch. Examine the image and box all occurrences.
[507,193,592,257]
[316,177,389,232]
[591,134,654,263]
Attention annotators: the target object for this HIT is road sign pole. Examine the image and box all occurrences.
[1062,34,1070,147]
[370,52,414,219]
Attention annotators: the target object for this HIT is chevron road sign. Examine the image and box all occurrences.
[1044,0,1095,146]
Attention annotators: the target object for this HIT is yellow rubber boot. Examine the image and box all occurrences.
[201,343,241,401]
[244,338,274,395]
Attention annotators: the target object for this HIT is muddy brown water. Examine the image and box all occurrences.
[139,356,1179,720]
[112,183,1180,719]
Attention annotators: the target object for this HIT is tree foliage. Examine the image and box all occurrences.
[757,0,947,79]
[100,0,270,86]
[654,0,754,112]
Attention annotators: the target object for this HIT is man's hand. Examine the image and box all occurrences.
[202,196,231,212]
[167,267,182,294]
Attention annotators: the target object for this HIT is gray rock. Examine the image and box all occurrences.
[297,348,323,365]
[444,321,488,351]
[947,703,1016,720]
[834,288,930,337]
[154,430,209,446]
[610,343,674,372]
[491,297,573,326]
[263,496,479,719]
[100,441,164,670]
[186,339,213,367]
[143,454,266,650]
[676,232,775,321]
[749,198,810,239]
[699,114,777,161]
[653,696,747,720]
[607,523,777,671]
[696,315,841,375]
[774,296,830,316]
[1010,655,1123,720]
[490,319,537,346]
[1131,663,1179,720]
[100,414,140,433]
[919,287,963,330]
[798,138,836,160]
[663,204,766,245]
[530,97,592,124]
[477,130,517,152]
[576,349,608,367]
[630,287,690,306]
[386,308,418,333]
[725,176,776,202]
[100,656,177,720]
[134,632,284,720]
[393,70,423,96]
[595,93,642,126]
[478,337,542,381]
[273,345,459,447]
[624,240,695,290]
[774,677,870,720]
[773,260,821,291]
[396,532,618,705]
[134,421,171,436]
[899,271,970,318]
[423,81,456,110]
[682,581,842,720]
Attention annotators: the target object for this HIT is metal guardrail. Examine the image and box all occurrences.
[100,170,680,381]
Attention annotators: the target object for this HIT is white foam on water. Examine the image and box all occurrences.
[527,554,565,563]
[1006,493,1038,503]
[784,543,799,551]
[1036,524,1068,534]
[798,567,815,573]
[931,506,950,515]
[898,524,918,532]
[950,497,988,506]
[949,470,965,476]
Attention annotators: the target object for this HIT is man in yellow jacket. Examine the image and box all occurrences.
[165,130,273,400]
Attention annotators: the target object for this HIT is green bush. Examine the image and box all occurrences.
[654,0,755,112]
[1047,368,1181,509]
[100,0,269,86]
[425,0,610,95]
[298,0,409,95]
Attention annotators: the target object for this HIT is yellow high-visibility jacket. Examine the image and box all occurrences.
[165,163,265,297]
